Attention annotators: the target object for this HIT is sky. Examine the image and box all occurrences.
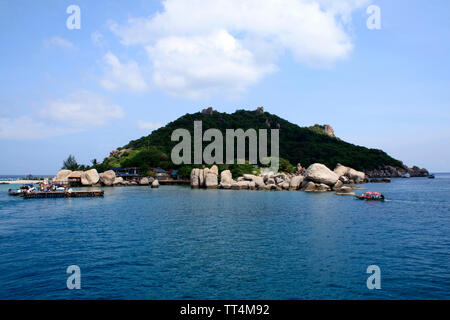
[0,0,449,175]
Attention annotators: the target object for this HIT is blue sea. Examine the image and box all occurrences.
[0,174,449,299]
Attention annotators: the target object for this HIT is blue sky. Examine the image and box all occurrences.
[0,0,449,175]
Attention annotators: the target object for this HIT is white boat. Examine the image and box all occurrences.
[8,184,36,196]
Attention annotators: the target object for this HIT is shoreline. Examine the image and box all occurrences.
[0,180,45,184]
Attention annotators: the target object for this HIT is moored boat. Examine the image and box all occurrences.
[355,192,385,201]
[428,174,435,179]
[8,184,36,196]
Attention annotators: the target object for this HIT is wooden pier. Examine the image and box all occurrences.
[158,179,190,185]
[23,190,104,199]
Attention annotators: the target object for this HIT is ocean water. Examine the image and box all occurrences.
[0,175,449,300]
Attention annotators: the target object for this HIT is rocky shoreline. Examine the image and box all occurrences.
[53,169,160,188]
[364,165,429,178]
[190,163,369,195]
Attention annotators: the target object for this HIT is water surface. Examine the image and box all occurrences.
[0,175,449,299]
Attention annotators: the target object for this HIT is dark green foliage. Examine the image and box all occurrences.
[101,109,404,172]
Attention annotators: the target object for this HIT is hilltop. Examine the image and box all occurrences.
[94,107,406,178]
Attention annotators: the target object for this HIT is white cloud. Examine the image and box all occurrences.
[0,91,124,140]
[110,0,369,98]
[0,117,71,140]
[91,31,105,46]
[147,30,276,98]
[40,90,124,127]
[44,36,77,50]
[100,52,149,92]
[137,120,163,131]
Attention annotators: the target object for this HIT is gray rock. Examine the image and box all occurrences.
[335,186,355,195]
[99,170,116,186]
[205,172,218,189]
[151,179,160,188]
[304,163,339,186]
[315,183,331,192]
[220,183,232,189]
[243,174,256,181]
[253,176,265,188]
[113,177,124,186]
[289,175,304,190]
[301,181,317,192]
[281,182,290,190]
[81,169,100,186]
[332,180,343,191]
[220,170,233,184]
[54,170,72,183]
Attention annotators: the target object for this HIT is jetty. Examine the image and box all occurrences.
[158,179,190,185]
[24,190,104,199]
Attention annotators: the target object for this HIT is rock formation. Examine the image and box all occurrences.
[81,169,100,186]
[54,170,72,183]
[190,166,219,189]
[365,165,429,178]
[151,179,160,188]
[99,170,116,186]
[334,163,366,184]
[255,106,264,115]
[201,107,215,115]
[304,163,339,186]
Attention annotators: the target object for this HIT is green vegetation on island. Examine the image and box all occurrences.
[91,108,404,178]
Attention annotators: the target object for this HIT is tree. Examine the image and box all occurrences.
[62,155,80,171]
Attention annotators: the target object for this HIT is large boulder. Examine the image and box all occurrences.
[281,182,290,190]
[139,177,150,185]
[220,183,232,189]
[190,168,201,188]
[205,172,218,189]
[191,166,219,188]
[335,186,355,196]
[81,169,99,186]
[54,170,72,183]
[99,170,116,186]
[151,179,160,188]
[301,181,317,192]
[347,168,366,183]
[113,177,124,186]
[232,181,250,190]
[305,163,339,186]
[315,183,331,192]
[332,180,344,191]
[243,174,256,181]
[334,163,349,177]
[210,165,219,176]
[289,175,304,190]
[334,163,366,184]
[253,176,265,188]
[220,170,233,184]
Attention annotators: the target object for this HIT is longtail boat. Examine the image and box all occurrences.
[355,191,385,201]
